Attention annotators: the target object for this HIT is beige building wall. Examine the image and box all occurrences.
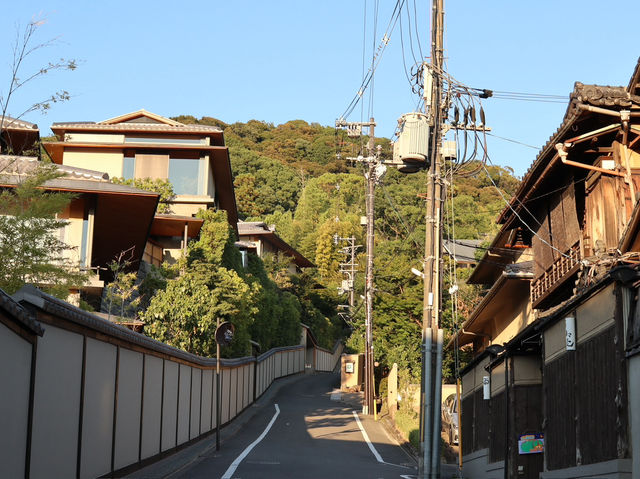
[64,150,124,179]
[492,294,533,345]
[65,133,125,144]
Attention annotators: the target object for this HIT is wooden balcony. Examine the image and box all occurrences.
[531,242,581,308]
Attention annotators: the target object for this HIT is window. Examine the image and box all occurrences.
[168,158,204,195]
[124,136,206,145]
[122,156,135,179]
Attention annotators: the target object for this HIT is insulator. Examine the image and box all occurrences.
[480,107,486,125]
[470,107,476,123]
[454,106,460,125]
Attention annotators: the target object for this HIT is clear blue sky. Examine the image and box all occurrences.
[1,1,638,177]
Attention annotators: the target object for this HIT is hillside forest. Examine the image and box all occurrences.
[168,115,520,384]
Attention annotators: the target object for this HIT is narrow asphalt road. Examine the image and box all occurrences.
[172,372,417,479]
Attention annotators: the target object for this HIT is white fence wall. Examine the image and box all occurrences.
[315,341,344,372]
[0,287,343,479]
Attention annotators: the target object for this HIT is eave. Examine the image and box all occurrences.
[43,141,228,164]
[151,215,204,238]
[447,271,532,350]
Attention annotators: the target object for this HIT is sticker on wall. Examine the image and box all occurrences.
[518,433,544,454]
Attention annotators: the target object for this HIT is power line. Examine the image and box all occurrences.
[339,0,405,120]
[486,132,539,150]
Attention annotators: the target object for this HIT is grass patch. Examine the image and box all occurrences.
[394,408,420,451]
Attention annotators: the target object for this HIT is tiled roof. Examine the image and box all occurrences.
[0,287,43,336]
[0,156,156,195]
[51,122,222,134]
[498,80,640,225]
[0,116,38,130]
[13,285,265,366]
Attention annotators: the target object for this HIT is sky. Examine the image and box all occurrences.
[1,0,639,177]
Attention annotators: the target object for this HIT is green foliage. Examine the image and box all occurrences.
[0,162,86,297]
[143,210,255,357]
[166,115,521,380]
[104,249,140,320]
[111,177,174,213]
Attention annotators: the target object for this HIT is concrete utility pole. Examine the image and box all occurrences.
[419,0,445,477]
[363,118,377,417]
[335,117,379,416]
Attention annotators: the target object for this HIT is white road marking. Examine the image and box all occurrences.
[221,404,280,479]
[352,411,413,470]
[352,410,384,463]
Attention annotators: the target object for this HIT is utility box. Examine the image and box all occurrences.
[341,353,364,391]
[391,112,430,173]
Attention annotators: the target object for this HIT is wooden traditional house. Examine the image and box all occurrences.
[451,59,640,478]
[43,110,238,264]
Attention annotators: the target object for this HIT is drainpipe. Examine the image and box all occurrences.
[504,351,509,479]
[620,110,637,204]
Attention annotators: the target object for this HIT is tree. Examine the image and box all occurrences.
[143,210,256,358]
[0,162,85,296]
[1,16,76,154]
[111,177,175,213]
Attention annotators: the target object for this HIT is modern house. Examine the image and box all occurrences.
[0,156,159,306]
[236,221,314,273]
[43,109,238,263]
[451,59,640,478]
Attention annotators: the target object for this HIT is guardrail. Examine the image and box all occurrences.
[0,286,311,479]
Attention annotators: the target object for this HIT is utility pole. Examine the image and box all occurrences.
[419,0,445,477]
[335,117,380,416]
[336,235,359,310]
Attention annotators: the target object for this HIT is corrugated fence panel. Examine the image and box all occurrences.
[30,325,83,479]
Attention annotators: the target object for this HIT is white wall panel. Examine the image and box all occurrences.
[229,369,238,419]
[80,338,117,479]
[114,348,143,470]
[30,325,83,479]
[201,369,212,433]
[0,322,31,479]
[177,365,191,445]
[140,355,162,459]
[161,361,178,451]
[221,369,230,423]
[190,369,201,439]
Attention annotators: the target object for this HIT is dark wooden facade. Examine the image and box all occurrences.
[454,68,640,477]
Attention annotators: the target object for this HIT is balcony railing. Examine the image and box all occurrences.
[531,242,581,306]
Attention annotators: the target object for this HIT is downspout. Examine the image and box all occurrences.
[620,110,637,205]
[504,351,509,479]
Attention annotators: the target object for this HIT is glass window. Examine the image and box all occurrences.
[123,156,135,179]
[125,137,206,145]
[168,158,202,195]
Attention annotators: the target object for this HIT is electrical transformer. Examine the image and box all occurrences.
[391,112,430,173]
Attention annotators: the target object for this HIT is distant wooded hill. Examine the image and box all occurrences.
[174,115,521,381]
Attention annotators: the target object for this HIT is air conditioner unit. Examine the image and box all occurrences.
[391,112,430,173]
